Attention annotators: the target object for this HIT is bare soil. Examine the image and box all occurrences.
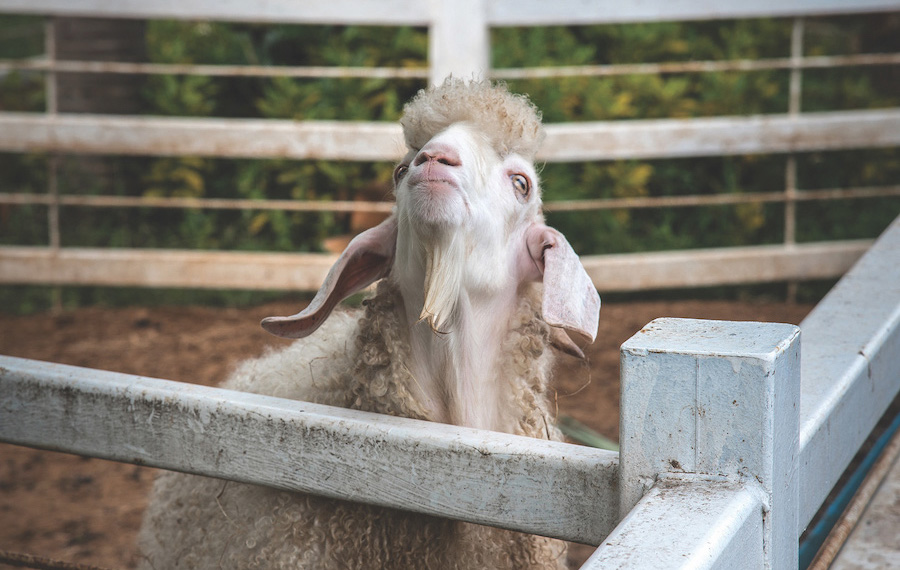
[0,298,813,569]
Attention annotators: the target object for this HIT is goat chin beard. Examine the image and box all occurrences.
[419,234,466,334]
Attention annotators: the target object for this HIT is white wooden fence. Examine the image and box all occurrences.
[0,0,898,292]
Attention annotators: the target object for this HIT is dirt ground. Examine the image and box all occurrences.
[0,297,813,569]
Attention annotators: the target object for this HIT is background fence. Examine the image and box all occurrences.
[0,0,898,296]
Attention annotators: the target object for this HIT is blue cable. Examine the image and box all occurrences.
[799,410,900,568]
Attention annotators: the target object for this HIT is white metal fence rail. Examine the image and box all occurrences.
[1,215,898,568]
[0,357,620,545]
[585,213,900,568]
[0,0,898,292]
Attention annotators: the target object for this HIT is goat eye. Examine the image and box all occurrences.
[394,164,409,183]
[511,173,531,200]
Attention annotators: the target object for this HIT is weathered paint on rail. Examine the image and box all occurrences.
[0,240,871,291]
[0,355,620,545]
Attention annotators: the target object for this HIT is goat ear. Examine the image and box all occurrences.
[261,215,398,339]
[524,224,601,345]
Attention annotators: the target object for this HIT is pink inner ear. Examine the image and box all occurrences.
[524,224,601,344]
[261,216,398,339]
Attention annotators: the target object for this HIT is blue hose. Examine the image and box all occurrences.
[799,410,900,568]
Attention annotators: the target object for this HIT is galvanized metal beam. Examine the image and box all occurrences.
[0,355,619,545]
[582,476,765,570]
[797,215,900,531]
[618,318,801,568]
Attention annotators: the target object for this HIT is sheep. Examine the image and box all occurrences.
[137,78,601,570]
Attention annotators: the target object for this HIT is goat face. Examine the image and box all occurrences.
[394,123,541,237]
[390,123,547,329]
[261,87,598,357]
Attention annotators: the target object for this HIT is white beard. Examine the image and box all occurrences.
[419,231,466,332]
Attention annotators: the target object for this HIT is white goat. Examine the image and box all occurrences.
[138,79,600,570]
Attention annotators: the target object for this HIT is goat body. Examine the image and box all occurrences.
[138,80,600,570]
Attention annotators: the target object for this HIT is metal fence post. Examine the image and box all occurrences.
[618,318,801,568]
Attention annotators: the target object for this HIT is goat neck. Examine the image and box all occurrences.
[391,123,542,432]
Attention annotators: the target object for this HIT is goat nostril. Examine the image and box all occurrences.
[414,147,462,168]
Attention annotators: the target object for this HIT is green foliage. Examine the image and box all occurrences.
[495,17,898,254]
[0,14,898,311]
[0,16,45,112]
[0,153,47,246]
[122,23,427,255]
[492,20,800,254]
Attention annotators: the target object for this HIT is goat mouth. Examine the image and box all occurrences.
[403,178,469,227]
[414,178,458,192]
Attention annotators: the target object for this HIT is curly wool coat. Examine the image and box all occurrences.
[137,281,568,569]
[137,79,604,569]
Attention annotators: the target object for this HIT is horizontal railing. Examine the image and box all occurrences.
[0,240,872,291]
[0,355,619,545]
[796,214,900,528]
[4,108,900,162]
[1,0,897,24]
[0,0,897,293]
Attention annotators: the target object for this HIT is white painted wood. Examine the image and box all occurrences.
[619,318,801,568]
[3,109,897,162]
[0,58,430,79]
[540,109,900,161]
[2,0,896,24]
[485,0,900,26]
[582,240,871,291]
[3,185,897,214]
[797,215,900,531]
[0,247,340,290]
[428,0,489,85]
[582,476,765,570]
[0,113,405,161]
[0,192,397,214]
[0,355,620,545]
[491,53,900,80]
[0,0,432,25]
[0,240,871,291]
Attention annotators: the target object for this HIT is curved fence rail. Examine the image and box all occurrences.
[0,0,897,293]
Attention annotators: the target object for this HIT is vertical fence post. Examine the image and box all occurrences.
[44,17,62,310]
[428,0,489,85]
[44,17,60,252]
[785,17,804,302]
[618,318,801,568]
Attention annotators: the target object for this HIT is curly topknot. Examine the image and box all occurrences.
[400,78,545,160]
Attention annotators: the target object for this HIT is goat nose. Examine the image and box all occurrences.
[413,146,462,167]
